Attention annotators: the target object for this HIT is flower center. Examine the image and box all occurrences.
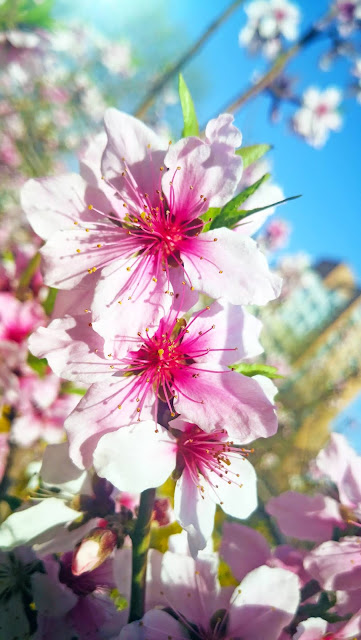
[175,425,251,501]
[315,103,329,117]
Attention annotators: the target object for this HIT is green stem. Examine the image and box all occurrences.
[134,0,246,120]
[128,487,155,622]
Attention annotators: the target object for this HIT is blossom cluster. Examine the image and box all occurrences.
[0,103,359,640]
[238,0,361,148]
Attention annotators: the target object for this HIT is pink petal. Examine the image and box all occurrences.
[40,225,125,289]
[180,228,282,305]
[173,366,278,443]
[294,617,328,640]
[65,378,154,468]
[120,609,189,640]
[313,433,358,490]
[93,423,177,492]
[266,491,344,542]
[163,133,243,211]
[174,467,216,555]
[184,301,263,366]
[91,256,171,349]
[339,456,361,508]
[304,537,361,591]
[220,522,271,582]
[205,113,243,148]
[28,315,107,384]
[21,174,94,241]
[228,565,300,640]
[101,108,167,202]
[214,457,257,520]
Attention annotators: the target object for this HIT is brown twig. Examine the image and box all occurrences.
[134,0,246,120]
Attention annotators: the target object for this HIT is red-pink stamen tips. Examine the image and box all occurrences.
[174,425,253,500]
[114,305,237,420]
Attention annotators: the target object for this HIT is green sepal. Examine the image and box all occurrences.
[236,144,272,168]
[178,73,199,138]
[230,363,283,379]
[210,173,271,230]
[235,194,302,225]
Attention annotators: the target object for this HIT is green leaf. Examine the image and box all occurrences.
[235,194,302,225]
[178,73,199,138]
[27,352,48,377]
[43,287,57,315]
[210,173,270,230]
[236,144,272,169]
[19,0,54,29]
[230,363,283,379]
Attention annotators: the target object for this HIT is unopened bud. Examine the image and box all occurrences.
[72,527,117,576]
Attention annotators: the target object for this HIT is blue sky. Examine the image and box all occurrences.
[54,0,361,451]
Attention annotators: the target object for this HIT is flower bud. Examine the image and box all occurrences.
[72,527,117,576]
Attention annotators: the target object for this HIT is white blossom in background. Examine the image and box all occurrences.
[239,0,301,59]
[101,41,134,76]
[292,87,343,148]
[335,0,361,36]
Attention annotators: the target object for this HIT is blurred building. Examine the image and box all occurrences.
[255,257,361,493]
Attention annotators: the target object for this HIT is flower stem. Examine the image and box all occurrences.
[211,9,334,123]
[128,487,155,622]
[133,0,246,120]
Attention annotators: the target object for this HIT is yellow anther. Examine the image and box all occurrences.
[74,221,78,225]
[219,270,223,274]
[118,301,122,304]
[158,349,164,357]
[97,244,102,248]
[160,166,164,171]
[126,267,131,271]
[85,228,89,232]
[152,277,157,282]
[118,405,122,409]
[88,204,93,210]
[76,249,81,253]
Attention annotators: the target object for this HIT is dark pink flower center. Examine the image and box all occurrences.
[111,305,236,420]
[315,103,329,117]
[87,159,208,285]
[274,9,287,20]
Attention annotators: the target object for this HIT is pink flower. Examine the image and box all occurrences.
[10,373,79,447]
[92,420,258,553]
[22,110,281,340]
[117,550,300,640]
[0,292,44,344]
[31,299,277,468]
[34,551,121,640]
